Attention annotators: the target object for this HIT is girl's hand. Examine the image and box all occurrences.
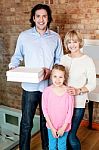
[51,128,58,138]
[57,127,65,137]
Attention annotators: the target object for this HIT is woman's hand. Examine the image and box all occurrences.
[67,86,80,95]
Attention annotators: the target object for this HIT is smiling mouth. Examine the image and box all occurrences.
[55,82,61,85]
[39,22,45,25]
[70,47,77,50]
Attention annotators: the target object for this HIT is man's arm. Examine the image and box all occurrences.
[9,33,23,69]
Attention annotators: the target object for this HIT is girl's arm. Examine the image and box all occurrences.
[42,89,58,138]
[57,95,74,136]
[45,116,58,138]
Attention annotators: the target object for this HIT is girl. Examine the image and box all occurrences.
[42,64,74,150]
[60,30,96,150]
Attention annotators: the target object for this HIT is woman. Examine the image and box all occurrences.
[60,30,96,150]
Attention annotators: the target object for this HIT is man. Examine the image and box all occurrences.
[9,3,63,150]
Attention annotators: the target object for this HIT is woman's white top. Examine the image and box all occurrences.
[60,54,96,108]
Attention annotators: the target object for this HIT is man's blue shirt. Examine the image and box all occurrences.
[9,27,63,92]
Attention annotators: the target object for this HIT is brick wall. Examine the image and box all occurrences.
[0,0,5,104]
[0,0,99,122]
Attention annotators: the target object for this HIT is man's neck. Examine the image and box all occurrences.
[36,27,47,35]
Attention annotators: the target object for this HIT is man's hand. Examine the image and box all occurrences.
[43,68,51,80]
[9,66,16,70]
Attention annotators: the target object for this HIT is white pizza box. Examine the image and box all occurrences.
[6,66,44,83]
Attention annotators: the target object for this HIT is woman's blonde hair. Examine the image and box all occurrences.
[51,64,69,85]
[64,30,84,53]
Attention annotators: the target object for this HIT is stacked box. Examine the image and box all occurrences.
[6,66,44,83]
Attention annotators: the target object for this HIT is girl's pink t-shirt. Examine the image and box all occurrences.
[42,85,74,131]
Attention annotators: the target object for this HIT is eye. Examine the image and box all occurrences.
[68,41,71,44]
[59,76,63,78]
[53,75,57,78]
[35,15,40,18]
[74,41,78,43]
[43,15,47,18]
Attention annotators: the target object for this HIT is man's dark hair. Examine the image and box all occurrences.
[29,3,53,28]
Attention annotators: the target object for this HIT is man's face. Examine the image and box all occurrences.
[33,9,48,34]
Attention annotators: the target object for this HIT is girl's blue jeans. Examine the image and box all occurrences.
[67,108,85,150]
[48,129,68,150]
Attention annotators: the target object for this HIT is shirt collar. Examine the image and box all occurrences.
[32,26,50,35]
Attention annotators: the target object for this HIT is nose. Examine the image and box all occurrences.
[71,42,74,46]
[40,16,43,21]
[56,77,60,82]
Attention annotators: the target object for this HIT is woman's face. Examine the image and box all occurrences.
[51,69,65,87]
[67,40,80,53]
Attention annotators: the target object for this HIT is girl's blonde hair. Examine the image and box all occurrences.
[51,64,69,85]
[64,30,84,53]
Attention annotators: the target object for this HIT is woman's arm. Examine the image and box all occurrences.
[67,86,89,96]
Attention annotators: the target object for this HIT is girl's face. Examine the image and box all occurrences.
[51,69,65,87]
[67,40,80,53]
